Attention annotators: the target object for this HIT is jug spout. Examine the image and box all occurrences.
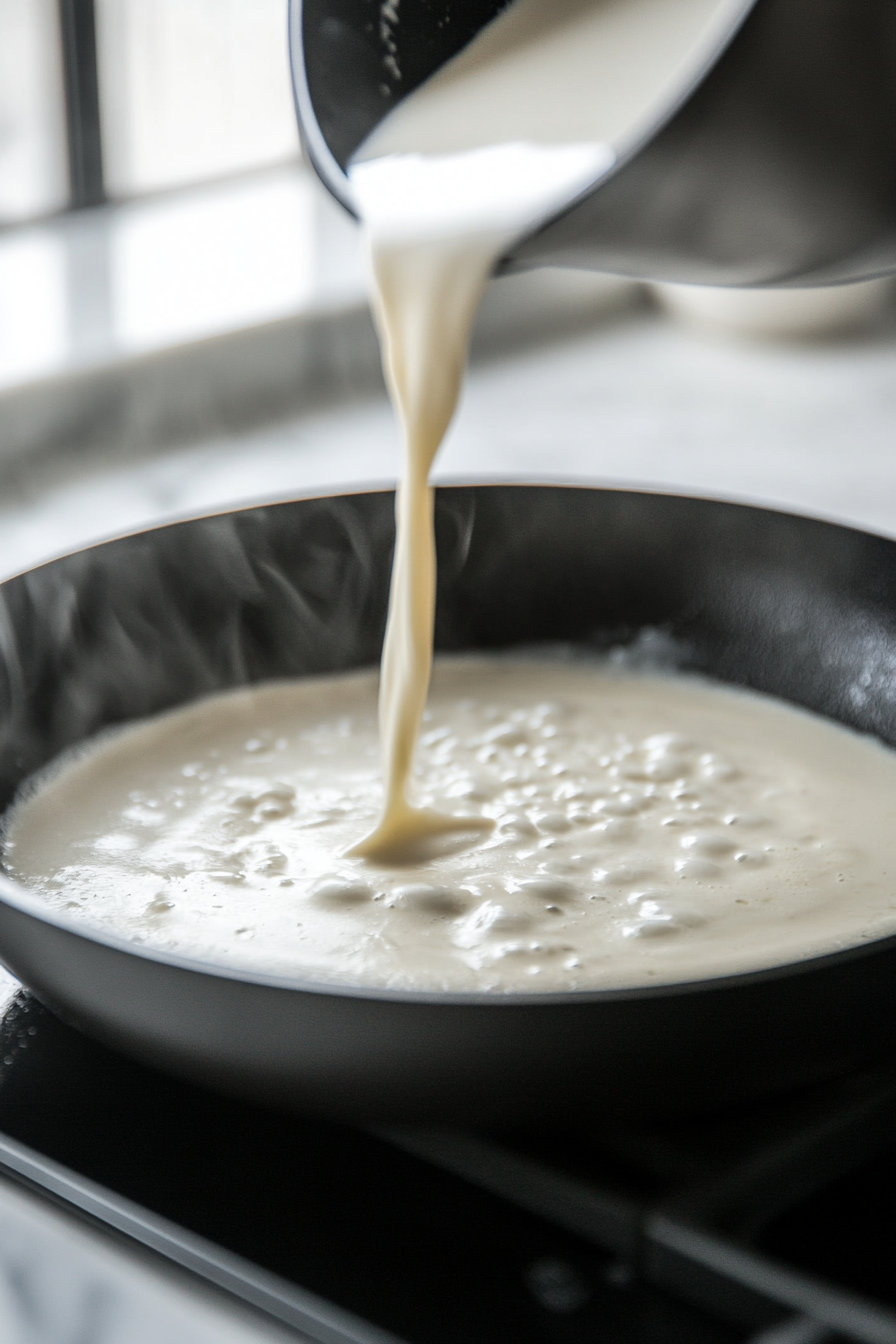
[290,0,896,288]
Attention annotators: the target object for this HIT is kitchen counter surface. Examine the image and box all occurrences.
[1,301,894,582]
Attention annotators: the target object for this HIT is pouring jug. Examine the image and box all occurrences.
[289,0,896,288]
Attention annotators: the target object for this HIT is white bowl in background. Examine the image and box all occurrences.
[653,276,894,340]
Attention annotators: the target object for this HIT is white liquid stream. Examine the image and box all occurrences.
[348,0,745,857]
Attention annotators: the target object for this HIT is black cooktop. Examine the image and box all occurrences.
[1,986,895,1344]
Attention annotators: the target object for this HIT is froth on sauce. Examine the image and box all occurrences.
[347,0,743,857]
[6,658,896,993]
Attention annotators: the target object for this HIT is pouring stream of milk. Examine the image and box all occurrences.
[347,0,742,860]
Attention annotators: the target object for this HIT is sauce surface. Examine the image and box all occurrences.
[7,659,896,992]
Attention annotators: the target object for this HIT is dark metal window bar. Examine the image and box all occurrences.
[57,0,106,209]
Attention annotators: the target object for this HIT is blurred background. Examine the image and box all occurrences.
[1,4,896,1338]
[1,0,895,578]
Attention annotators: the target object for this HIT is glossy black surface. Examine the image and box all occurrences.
[3,486,896,1122]
[290,0,896,286]
[0,994,744,1344]
[2,989,896,1342]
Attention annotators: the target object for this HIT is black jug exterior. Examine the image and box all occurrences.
[289,0,896,288]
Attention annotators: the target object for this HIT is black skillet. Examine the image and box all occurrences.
[0,484,895,1125]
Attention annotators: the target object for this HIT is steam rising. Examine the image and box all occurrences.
[1,484,894,823]
[0,493,400,812]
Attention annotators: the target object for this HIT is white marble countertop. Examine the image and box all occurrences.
[1,300,895,581]
[0,1172,302,1344]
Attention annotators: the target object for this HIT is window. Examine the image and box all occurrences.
[0,0,68,223]
[0,0,301,224]
[96,0,300,198]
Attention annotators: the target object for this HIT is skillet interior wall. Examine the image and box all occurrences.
[1,484,896,820]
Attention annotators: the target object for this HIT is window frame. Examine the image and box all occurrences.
[58,0,106,209]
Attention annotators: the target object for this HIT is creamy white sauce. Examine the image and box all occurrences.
[7,658,896,992]
[348,0,742,857]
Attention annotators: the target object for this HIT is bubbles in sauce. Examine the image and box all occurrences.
[7,659,896,993]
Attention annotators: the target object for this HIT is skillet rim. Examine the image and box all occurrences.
[2,479,896,1010]
[5,471,896,584]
